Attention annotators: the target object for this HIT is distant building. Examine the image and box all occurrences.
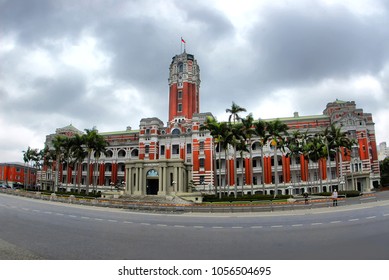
[40,51,380,195]
[378,142,389,161]
[0,162,37,189]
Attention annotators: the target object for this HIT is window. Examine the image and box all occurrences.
[145,145,149,154]
[199,158,205,168]
[172,144,180,155]
[160,145,165,156]
[199,141,204,151]
[187,144,192,154]
[178,91,182,99]
[178,103,182,112]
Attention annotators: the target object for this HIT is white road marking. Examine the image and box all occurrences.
[292,224,303,227]
[349,218,359,222]
[231,226,243,229]
[81,216,90,219]
[271,225,283,228]
[330,221,342,224]
[193,226,204,228]
[55,213,64,216]
[123,221,133,224]
[311,223,323,226]
[68,215,77,218]
[174,225,185,228]
[141,223,150,226]
[94,218,104,221]
[250,226,263,229]
[383,213,389,217]
[212,226,224,229]
[156,224,167,227]
[366,216,376,219]
[108,219,118,223]
[44,211,52,214]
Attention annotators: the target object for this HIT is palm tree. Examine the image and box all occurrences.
[235,127,249,195]
[201,116,224,197]
[266,119,288,198]
[41,145,56,191]
[52,135,67,192]
[22,146,39,190]
[241,114,255,195]
[326,125,354,188]
[285,130,303,192]
[303,134,328,192]
[253,119,268,194]
[82,128,108,194]
[226,102,246,124]
[70,134,87,193]
[226,102,247,198]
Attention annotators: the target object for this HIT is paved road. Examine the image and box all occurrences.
[1,192,389,259]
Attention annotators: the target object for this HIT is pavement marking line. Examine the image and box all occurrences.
[271,225,283,228]
[32,210,40,212]
[174,225,185,228]
[348,218,359,222]
[123,221,133,224]
[156,224,167,227]
[330,221,342,224]
[108,219,118,223]
[311,223,323,226]
[94,218,104,221]
[383,213,389,217]
[21,208,29,211]
[366,216,376,219]
[44,211,52,214]
[141,223,151,226]
[81,216,90,219]
[68,215,77,218]
[250,226,263,229]
[193,226,204,228]
[212,226,224,229]
[292,224,303,227]
[231,226,243,229]
[55,213,64,216]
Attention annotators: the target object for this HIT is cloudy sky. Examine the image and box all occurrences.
[1,0,389,162]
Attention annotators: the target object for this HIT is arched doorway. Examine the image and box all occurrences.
[146,169,159,195]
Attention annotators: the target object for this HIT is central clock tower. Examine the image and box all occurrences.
[168,51,201,123]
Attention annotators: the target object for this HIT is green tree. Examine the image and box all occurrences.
[253,119,268,194]
[52,135,68,192]
[266,119,288,198]
[380,157,389,187]
[22,146,39,189]
[82,128,108,194]
[70,134,87,193]
[241,114,255,195]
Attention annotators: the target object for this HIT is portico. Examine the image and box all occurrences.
[125,159,192,196]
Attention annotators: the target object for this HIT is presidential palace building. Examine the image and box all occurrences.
[39,50,381,197]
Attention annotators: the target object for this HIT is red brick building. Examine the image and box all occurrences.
[40,50,380,196]
[0,162,37,189]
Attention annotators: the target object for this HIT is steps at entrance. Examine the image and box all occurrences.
[119,194,194,205]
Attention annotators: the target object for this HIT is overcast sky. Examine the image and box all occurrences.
[1,0,389,163]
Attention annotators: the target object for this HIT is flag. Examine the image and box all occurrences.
[181,37,186,44]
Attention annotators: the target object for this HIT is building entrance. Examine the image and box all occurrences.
[146,179,159,195]
[146,169,159,195]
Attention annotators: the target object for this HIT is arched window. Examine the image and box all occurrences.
[178,62,183,73]
[131,149,139,157]
[171,128,181,135]
[118,149,126,158]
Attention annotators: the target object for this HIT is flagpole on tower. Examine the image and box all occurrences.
[181,37,186,53]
